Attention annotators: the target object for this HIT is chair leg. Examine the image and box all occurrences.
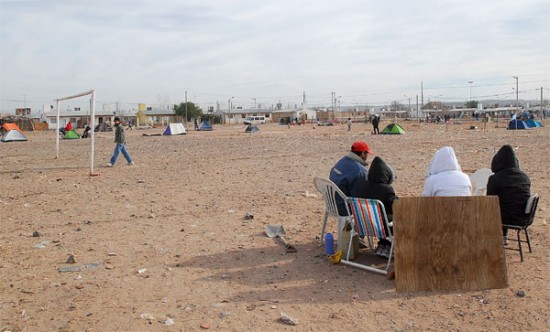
[524,228,532,253]
[516,229,524,262]
[320,212,329,244]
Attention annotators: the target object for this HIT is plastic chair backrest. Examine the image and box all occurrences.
[470,168,493,195]
[313,177,350,217]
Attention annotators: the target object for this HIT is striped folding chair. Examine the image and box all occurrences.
[341,197,394,275]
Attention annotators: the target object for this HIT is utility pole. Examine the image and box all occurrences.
[416,95,419,119]
[421,81,424,115]
[540,87,543,116]
[468,80,474,104]
[403,95,411,115]
[331,91,336,122]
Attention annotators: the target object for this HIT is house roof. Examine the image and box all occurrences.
[144,109,175,116]
[44,110,116,117]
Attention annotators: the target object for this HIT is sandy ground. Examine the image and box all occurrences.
[1,120,549,332]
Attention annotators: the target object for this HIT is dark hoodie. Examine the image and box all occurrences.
[352,156,397,221]
[487,145,531,226]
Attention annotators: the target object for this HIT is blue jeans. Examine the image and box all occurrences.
[110,143,133,164]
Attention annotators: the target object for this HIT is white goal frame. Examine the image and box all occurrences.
[55,89,97,175]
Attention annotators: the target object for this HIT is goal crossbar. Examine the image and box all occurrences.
[55,89,97,175]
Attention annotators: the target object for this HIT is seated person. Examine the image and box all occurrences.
[64,122,72,134]
[422,146,472,196]
[353,156,397,258]
[487,145,531,244]
[329,140,373,216]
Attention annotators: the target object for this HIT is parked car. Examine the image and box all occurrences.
[244,116,266,125]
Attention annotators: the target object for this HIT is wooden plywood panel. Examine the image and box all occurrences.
[393,196,508,292]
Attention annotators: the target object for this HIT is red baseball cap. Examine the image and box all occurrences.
[351,141,374,154]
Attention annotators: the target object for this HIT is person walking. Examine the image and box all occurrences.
[372,115,380,134]
[107,117,134,167]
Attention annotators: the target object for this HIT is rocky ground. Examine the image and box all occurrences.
[1,119,549,331]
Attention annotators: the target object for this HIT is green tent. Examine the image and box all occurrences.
[381,123,405,135]
[64,129,80,139]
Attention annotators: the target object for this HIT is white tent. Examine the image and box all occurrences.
[163,123,187,135]
[1,130,28,142]
[1,123,28,142]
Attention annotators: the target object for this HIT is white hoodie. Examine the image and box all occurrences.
[422,146,472,196]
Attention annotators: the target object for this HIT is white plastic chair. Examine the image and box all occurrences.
[470,168,493,195]
[312,177,351,246]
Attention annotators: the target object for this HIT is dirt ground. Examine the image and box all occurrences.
[1,119,549,332]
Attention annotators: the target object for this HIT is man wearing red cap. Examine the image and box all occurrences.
[329,140,374,216]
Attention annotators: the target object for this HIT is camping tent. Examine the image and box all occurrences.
[1,123,28,142]
[381,123,406,134]
[198,121,213,131]
[64,129,80,139]
[245,125,259,133]
[163,123,187,135]
[507,120,530,130]
[526,119,544,128]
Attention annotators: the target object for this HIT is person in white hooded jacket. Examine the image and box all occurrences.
[422,146,472,196]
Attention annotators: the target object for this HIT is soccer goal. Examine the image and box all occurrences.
[55,89,98,175]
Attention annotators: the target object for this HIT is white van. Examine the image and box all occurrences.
[244,116,266,125]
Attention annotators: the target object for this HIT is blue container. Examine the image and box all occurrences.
[325,233,335,255]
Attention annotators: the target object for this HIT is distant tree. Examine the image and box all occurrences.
[390,101,404,112]
[201,114,222,124]
[465,100,479,108]
[174,102,203,121]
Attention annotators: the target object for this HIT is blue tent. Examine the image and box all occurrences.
[245,125,259,133]
[507,119,530,130]
[198,121,213,131]
[526,119,544,128]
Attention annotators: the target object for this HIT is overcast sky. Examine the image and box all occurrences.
[1,0,549,113]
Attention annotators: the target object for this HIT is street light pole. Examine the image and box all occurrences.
[468,81,473,103]
[513,76,519,114]
[228,96,234,124]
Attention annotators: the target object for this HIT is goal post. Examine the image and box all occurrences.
[55,89,97,175]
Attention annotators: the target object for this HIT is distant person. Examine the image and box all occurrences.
[347,118,352,131]
[107,117,134,167]
[194,118,199,130]
[487,145,531,245]
[422,146,472,196]
[372,115,380,134]
[353,156,398,258]
[60,122,72,135]
[82,125,91,138]
[329,140,374,216]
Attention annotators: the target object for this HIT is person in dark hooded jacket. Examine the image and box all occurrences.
[352,156,398,257]
[487,144,531,242]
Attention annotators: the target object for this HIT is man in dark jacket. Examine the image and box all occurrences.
[487,145,531,242]
[329,141,373,216]
[353,156,397,257]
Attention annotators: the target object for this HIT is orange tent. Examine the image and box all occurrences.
[2,123,23,133]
